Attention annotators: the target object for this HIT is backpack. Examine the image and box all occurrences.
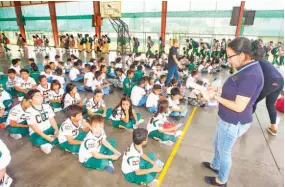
[205,42,211,49]
[271,47,278,55]
[192,40,199,48]
[45,38,49,43]
[276,97,284,113]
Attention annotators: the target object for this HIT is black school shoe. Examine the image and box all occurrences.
[202,162,219,174]
[205,176,227,187]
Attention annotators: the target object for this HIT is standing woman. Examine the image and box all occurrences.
[77,33,82,52]
[251,40,284,136]
[146,36,154,58]
[17,34,26,52]
[85,34,91,53]
[2,33,11,53]
[70,35,75,53]
[203,37,264,186]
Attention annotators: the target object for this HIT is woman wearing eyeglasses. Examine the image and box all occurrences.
[203,37,264,186]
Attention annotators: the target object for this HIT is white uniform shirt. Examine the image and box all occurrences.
[69,67,80,81]
[63,93,81,109]
[86,98,106,113]
[40,72,53,79]
[131,86,146,106]
[0,139,11,170]
[6,77,20,89]
[10,65,21,74]
[52,75,65,87]
[147,113,167,133]
[121,143,143,174]
[91,78,103,92]
[6,104,27,126]
[26,104,55,135]
[58,118,84,144]
[49,89,64,101]
[15,77,36,101]
[79,131,107,163]
[37,83,51,103]
[84,72,94,88]
[168,97,180,110]
[146,92,159,108]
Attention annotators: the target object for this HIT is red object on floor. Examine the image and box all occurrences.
[0,123,5,129]
[276,97,284,113]
[163,122,176,133]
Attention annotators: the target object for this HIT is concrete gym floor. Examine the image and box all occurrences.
[0,46,283,187]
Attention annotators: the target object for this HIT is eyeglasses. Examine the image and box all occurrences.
[227,53,240,59]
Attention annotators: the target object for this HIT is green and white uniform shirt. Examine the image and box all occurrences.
[121,143,143,174]
[26,104,55,135]
[147,113,168,134]
[0,139,11,170]
[6,104,27,127]
[58,118,84,144]
[37,83,51,103]
[86,98,106,113]
[49,89,64,101]
[79,131,107,163]
[63,93,81,109]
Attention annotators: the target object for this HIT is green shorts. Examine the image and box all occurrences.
[149,130,176,142]
[124,152,157,185]
[59,131,87,153]
[50,102,61,109]
[83,138,116,170]
[6,121,29,136]
[112,113,141,129]
[29,125,60,146]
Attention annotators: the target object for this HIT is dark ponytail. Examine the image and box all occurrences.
[150,99,169,124]
[61,83,76,108]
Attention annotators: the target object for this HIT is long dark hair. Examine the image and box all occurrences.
[113,96,134,119]
[150,99,169,124]
[227,37,253,59]
[61,83,76,108]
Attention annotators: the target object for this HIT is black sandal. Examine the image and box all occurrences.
[202,162,219,174]
[205,176,227,187]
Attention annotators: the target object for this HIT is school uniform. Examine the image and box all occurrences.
[69,67,83,82]
[37,84,51,103]
[133,70,144,82]
[86,98,112,120]
[49,89,64,111]
[52,75,65,88]
[91,78,110,95]
[110,107,141,129]
[168,97,188,117]
[0,89,12,111]
[0,139,11,175]
[40,72,53,83]
[79,131,117,170]
[58,118,87,153]
[107,66,116,78]
[147,113,177,142]
[6,76,19,96]
[0,100,7,124]
[146,92,160,113]
[198,64,208,73]
[26,104,59,146]
[123,77,135,96]
[115,63,123,69]
[15,77,36,101]
[131,86,147,107]
[121,143,157,185]
[6,104,28,136]
[145,83,153,95]
[84,72,94,91]
[63,93,81,109]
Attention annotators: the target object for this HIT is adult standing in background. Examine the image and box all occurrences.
[165,39,181,87]
[251,40,284,136]
[203,37,264,186]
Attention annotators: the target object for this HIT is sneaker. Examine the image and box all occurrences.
[175,130,183,138]
[148,179,159,187]
[1,173,13,187]
[104,161,114,173]
[267,127,277,136]
[137,119,144,124]
[159,140,174,146]
[40,143,52,154]
[9,134,22,140]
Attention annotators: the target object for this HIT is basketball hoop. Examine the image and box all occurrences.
[100,1,121,18]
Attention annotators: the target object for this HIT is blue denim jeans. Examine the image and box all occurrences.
[165,66,181,87]
[147,106,158,113]
[212,118,251,182]
[136,96,147,107]
[71,76,84,82]
[102,86,110,95]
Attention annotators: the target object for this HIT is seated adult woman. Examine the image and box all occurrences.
[203,37,264,186]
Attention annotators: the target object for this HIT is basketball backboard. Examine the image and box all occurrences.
[100,1,122,18]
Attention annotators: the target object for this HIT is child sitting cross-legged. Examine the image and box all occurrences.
[111,96,144,131]
[49,80,64,112]
[147,99,183,146]
[86,89,113,120]
[146,84,165,113]
[79,114,121,173]
[15,69,37,102]
[168,87,188,118]
[131,78,147,107]
[92,71,111,96]
[58,104,90,154]
[121,128,162,186]
[123,70,136,97]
